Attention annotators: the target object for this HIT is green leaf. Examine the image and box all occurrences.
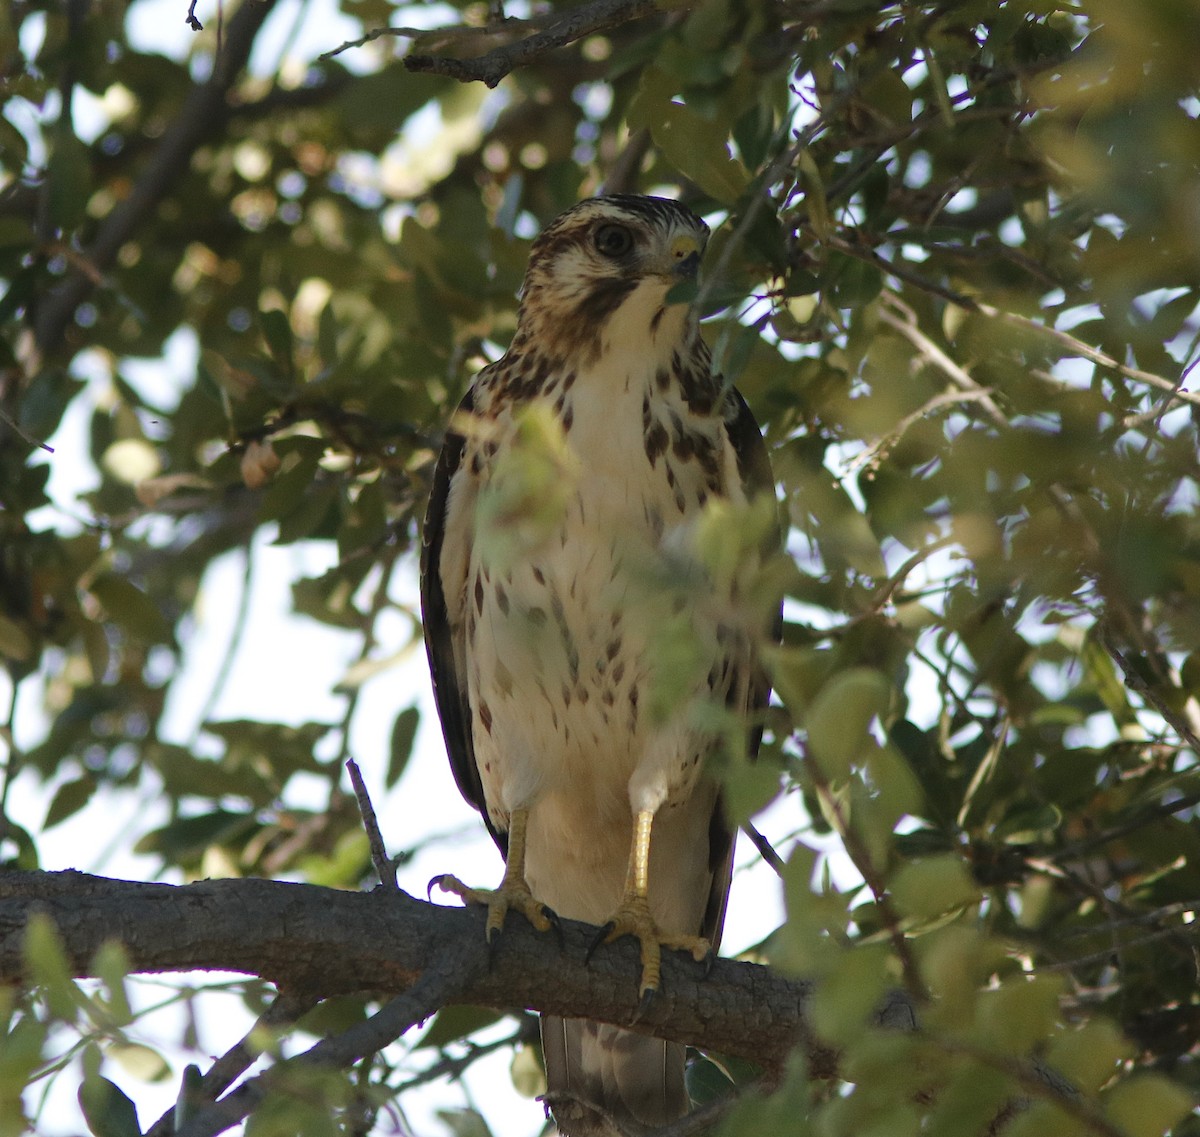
[684,1054,735,1107]
[890,855,980,924]
[974,975,1065,1056]
[1102,1073,1194,1137]
[805,668,892,780]
[435,1109,493,1137]
[88,575,172,645]
[259,308,294,380]
[79,1072,142,1137]
[809,943,891,1046]
[387,706,420,788]
[510,1043,545,1099]
[47,126,92,230]
[90,941,133,1029]
[43,773,98,828]
[23,913,79,1022]
[416,1006,506,1051]
[1045,1020,1131,1095]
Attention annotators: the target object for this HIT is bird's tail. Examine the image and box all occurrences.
[541,1014,688,1136]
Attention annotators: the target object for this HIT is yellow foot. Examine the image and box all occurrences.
[589,894,712,998]
[431,874,555,942]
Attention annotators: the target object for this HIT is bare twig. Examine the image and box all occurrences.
[0,404,54,453]
[173,953,471,1137]
[742,821,786,879]
[1051,786,1200,864]
[404,0,658,88]
[145,991,318,1137]
[319,12,562,61]
[928,1036,1125,1137]
[186,0,204,31]
[1096,633,1200,756]
[848,387,1002,476]
[877,290,1009,427]
[600,127,652,196]
[974,302,1200,409]
[347,758,400,890]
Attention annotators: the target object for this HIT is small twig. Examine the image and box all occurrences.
[927,1036,1126,1137]
[145,991,317,1137]
[404,0,658,88]
[319,13,561,61]
[0,405,54,453]
[1051,786,1200,864]
[974,302,1200,409]
[347,758,400,890]
[185,0,203,31]
[877,291,1009,427]
[393,1022,531,1094]
[847,387,1001,476]
[868,535,956,610]
[189,544,254,747]
[600,127,652,196]
[801,748,925,1000]
[742,821,786,879]
[173,958,470,1137]
[1098,632,1200,756]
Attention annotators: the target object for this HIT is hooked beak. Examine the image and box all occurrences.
[670,233,702,279]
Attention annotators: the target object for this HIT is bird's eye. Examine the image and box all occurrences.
[594,223,634,258]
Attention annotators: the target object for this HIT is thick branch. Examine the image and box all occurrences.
[0,870,826,1074]
[404,0,658,88]
[32,0,277,358]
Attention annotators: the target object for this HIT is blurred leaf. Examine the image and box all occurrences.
[510,1043,545,1099]
[416,1006,506,1051]
[78,1073,141,1137]
[88,575,172,645]
[23,913,79,1022]
[1102,1075,1195,1137]
[43,774,98,829]
[805,668,892,781]
[387,706,420,788]
[891,856,980,924]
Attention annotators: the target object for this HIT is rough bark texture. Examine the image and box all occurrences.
[0,869,837,1075]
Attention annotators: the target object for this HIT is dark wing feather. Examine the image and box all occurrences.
[700,386,780,947]
[419,389,508,856]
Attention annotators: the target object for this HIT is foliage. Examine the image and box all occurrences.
[2,0,1199,1134]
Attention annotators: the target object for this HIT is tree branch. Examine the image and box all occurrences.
[0,870,826,1076]
[174,961,471,1137]
[32,0,278,359]
[404,0,659,88]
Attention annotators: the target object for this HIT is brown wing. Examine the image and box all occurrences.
[419,388,508,856]
[699,386,779,947]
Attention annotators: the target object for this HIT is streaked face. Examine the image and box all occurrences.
[516,196,711,360]
[527,196,707,292]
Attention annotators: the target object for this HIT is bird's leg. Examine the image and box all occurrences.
[432,808,555,941]
[592,808,711,999]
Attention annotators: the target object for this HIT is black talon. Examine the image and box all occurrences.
[543,906,564,949]
[426,874,446,900]
[701,947,716,979]
[585,921,615,963]
[486,922,503,966]
[632,986,657,1024]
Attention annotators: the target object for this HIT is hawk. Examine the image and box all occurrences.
[421,195,775,1135]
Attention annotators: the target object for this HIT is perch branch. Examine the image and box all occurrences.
[404,0,658,88]
[0,869,826,1076]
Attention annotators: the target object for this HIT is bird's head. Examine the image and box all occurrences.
[513,195,710,366]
